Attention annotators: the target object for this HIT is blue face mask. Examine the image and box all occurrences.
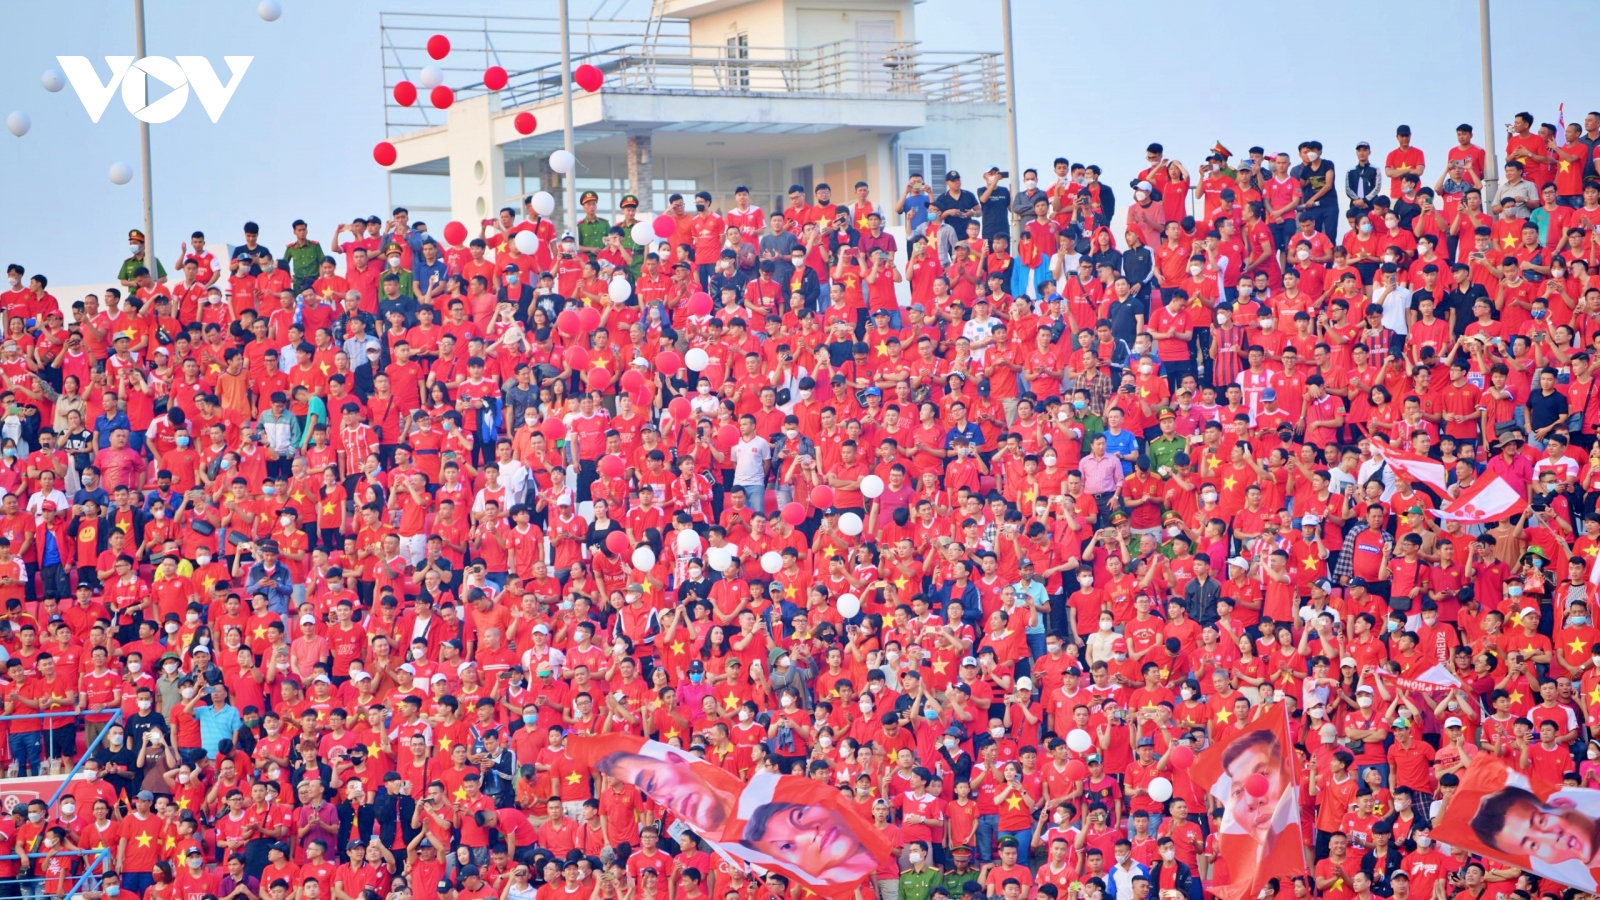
[1572,616,1590,626]
[689,672,703,684]
[523,714,537,725]
[923,708,939,720]
[506,274,519,285]
[106,887,120,898]
[1508,586,1524,597]
[219,458,232,470]
[1072,400,1087,411]
[1386,620,1400,632]
[263,485,276,495]
[176,435,190,447]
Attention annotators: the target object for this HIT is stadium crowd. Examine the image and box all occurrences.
[0,109,1598,900]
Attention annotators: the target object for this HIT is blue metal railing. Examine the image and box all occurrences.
[0,709,125,809]
[0,709,125,895]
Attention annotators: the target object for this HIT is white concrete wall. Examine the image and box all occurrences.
[896,101,1008,183]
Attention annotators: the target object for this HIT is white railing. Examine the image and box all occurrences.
[380,13,1002,135]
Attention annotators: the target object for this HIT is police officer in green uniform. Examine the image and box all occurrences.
[898,837,944,900]
[283,218,325,294]
[576,190,610,255]
[380,242,416,300]
[616,194,645,278]
[940,846,979,897]
[118,229,165,288]
[1146,407,1187,474]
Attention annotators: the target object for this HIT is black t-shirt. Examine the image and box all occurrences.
[1528,387,1570,432]
[1296,160,1338,208]
[1442,284,1490,336]
[933,189,981,236]
[980,185,1011,239]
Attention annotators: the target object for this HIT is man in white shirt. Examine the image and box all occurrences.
[720,414,772,515]
[1375,262,1412,346]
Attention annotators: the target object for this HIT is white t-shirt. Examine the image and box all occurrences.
[730,436,772,487]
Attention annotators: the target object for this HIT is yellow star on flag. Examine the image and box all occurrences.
[368,743,382,756]
[665,728,680,741]
[1501,234,1517,248]
[1590,687,1600,704]
[894,577,909,591]
[565,772,582,784]
[723,694,739,710]
[253,626,267,640]
[292,492,306,503]
[176,796,191,810]
[136,833,153,847]
[322,502,336,515]
[453,787,468,800]
[1215,709,1231,724]
[671,642,685,655]
[438,736,452,751]
[875,344,889,357]
[784,585,797,598]
[1302,557,1317,570]
[1222,476,1237,490]
[319,362,332,375]
[1586,545,1598,558]
[1561,160,1573,173]
[163,836,176,851]
[1509,691,1524,704]
[1005,795,1023,810]
[1571,638,1588,654]
[932,659,948,674]
[856,215,870,230]
[822,546,838,558]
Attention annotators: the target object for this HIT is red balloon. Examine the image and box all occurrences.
[539,418,566,441]
[781,502,808,526]
[574,64,604,93]
[393,81,417,107]
[556,310,581,336]
[620,370,645,393]
[442,221,467,246]
[599,454,626,479]
[373,142,397,167]
[577,307,601,332]
[656,350,683,373]
[687,292,712,317]
[1245,773,1270,798]
[651,215,676,238]
[565,345,590,370]
[514,112,537,135]
[630,387,651,407]
[1168,745,1196,770]
[810,485,835,508]
[587,367,613,390]
[426,34,451,60]
[1062,759,1087,782]
[715,424,740,449]
[668,397,691,419]
[483,66,508,91]
[604,531,630,556]
[430,85,454,110]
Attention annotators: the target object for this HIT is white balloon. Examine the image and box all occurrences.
[6,113,29,138]
[760,551,783,574]
[630,221,654,246]
[531,191,556,217]
[513,230,540,255]
[418,65,443,89]
[257,0,282,21]
[860,474,885,499]
[675,528,700,554]
[549,149,576,175]
[839,512,863,536]
[109,162,133,185]
[1148,777,1173,803]
[706,546,733,573]
[1066,728,1092,753]
[41,70,65,93]
[685,348,710,371]
[837,593,861,618]
[609,278,632,302]
[631,546,656,571]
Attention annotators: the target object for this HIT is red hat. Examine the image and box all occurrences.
[1111,637,1129,653]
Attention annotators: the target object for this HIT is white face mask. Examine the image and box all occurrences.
[1166,525,1181,538]
[137,699,152,711]
[819,736,832,748]
[1201,492,1219,504]
[738,710,751,721]
[1098,620,1113,632]
[779,696,793,707]
[60,802,74,816]
[1357,695,1373,708]
[908,852,925,864]
[165,622,179,634]
[1188,265,1202,277]
[180,687,196,699]
[1024,180,1038,191]
[859,701,873,714]
[1135,191,1149,202]
[387,257,401,268]
[1258,318,1274,330]
[186,612,199,624]
[1180,688,1193,700]
[279,515,293,527]
[1161,849,1175,861]
[1385,219,1399,230]
[1139,364,1153,375]
[990,726,1005,739]
[1043,455,1057,467]
[1296,249,1310,261]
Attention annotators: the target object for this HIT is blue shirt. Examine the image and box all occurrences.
[944,422,984,449]
[1101,427,1139,474]
[903,193,931,231]
[194,702,243,755]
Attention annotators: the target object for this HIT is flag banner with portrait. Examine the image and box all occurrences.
[1188,706,1308,900]
[569,735,890,898]
[1433,754,1600,891]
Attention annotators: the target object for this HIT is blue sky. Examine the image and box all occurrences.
[1,0,1596,284]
